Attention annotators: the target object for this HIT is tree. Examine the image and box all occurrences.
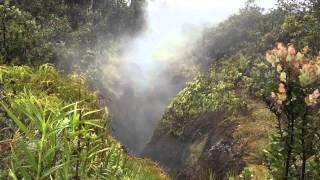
[265,43,320,179]
[277,0,320,14]
[0,0,53,65]
[277,0,320,54]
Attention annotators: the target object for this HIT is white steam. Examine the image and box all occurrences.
[109,0,277,153]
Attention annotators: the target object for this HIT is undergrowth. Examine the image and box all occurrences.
[0,64,168,179]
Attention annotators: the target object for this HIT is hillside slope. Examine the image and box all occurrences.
[143,58,277,179]
[0,64,169,179]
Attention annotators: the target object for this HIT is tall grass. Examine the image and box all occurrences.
[1,90,165,180]
[0,65,168,179]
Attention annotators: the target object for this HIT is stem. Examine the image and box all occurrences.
[284,99,295,180]
[264,96,284,138]
[37,131,46,180]
[300,108,308,180]
[75,130,81,180]
[283,68,294,180]
[75,85,82,180]
[277,115,284,138]
[2,8,7,63]
[275,107,284,138]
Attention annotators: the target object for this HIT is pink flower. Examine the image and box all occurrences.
[278,83,286,93]
[306,89,320,106]
[272,48,278,55]
[312,89,320,99]
[288,45,296,56]
[302,62,318,76]
[294,60,303,69]
[276,43,288,59]
[278,93,287,103]
[277,43,285,50]
[296,52,305,60]
[309,94,314,102]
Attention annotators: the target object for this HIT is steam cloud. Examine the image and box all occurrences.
[100,0,276,153]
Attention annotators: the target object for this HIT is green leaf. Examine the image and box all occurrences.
[41,163,65,179]
[8,168,18,180]
[88,147,110,159]
[82,109,103,118]
[0,102,31,136]
[83,120,104,129]
[18,142,38,171]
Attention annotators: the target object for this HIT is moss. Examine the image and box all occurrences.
[247,165,270,180]
[131,157,171,180]
[184,134,209,167]
[233,100,277,178]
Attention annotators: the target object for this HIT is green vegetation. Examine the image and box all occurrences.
[233,100,277,179]
[157,53,278,178]
[154,0,320,179]
[160,56,249,137]
[0,0,170,179]
[264,44,320,179]
[0,0,144,69]
[0,65,168,179]
[1,0,320,179]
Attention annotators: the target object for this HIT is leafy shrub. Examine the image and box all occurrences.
[0,1,54,65]
[159,56,249,137]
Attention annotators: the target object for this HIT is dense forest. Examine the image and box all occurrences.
[0,0,320,179]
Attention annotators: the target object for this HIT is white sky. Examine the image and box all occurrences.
[149,0,277,26]
[167,0,276,10]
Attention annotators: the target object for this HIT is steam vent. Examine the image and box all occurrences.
[1,0,320,179]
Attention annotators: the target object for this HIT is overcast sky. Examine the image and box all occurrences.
[149,0,277,26]
[167,0,277,10]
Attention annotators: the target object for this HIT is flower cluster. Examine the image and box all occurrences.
[305,89,320,106]
[266,43,320,105]
[266,43,295,66]
[266,43,309,64]
[271,83,287,104]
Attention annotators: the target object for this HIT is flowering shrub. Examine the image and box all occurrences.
[265,43,320,179]
[266,43,320,105]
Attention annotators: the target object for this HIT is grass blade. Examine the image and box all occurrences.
[0,102,31,137]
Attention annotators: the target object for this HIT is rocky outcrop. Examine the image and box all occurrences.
[143,112,244,179]
[143,100,277,179]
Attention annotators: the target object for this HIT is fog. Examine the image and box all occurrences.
[107,0,277,153]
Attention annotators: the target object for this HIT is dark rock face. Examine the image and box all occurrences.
[143,130,187,171]
[143,112,244,179]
